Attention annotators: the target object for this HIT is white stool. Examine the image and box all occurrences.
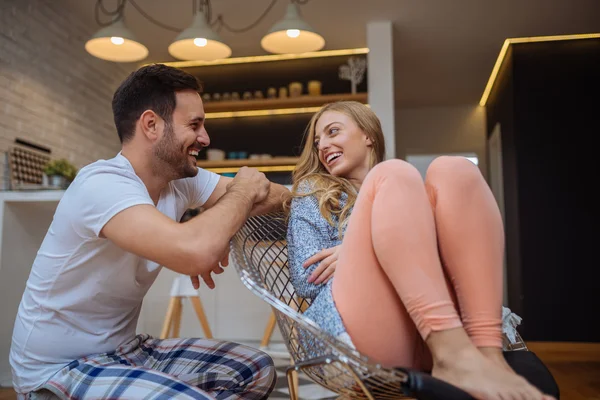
[160,274,213,339]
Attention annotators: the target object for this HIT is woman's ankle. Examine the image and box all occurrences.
[478,346,516,374]
[426,327,479,367]
[478,346,503,357]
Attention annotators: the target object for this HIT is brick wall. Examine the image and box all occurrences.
[0,0,135,187]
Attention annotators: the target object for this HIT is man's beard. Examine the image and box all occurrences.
[153,123,198,180]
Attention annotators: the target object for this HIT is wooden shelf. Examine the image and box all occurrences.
[197,157,299,173]
[204,93,368,113]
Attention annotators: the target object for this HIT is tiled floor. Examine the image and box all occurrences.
[4,342,597,399]
[270,358,338,399]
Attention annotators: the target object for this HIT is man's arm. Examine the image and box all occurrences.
[203,174,291,216]
[101,168,269,277]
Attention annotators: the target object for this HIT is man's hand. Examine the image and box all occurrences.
[303,245,341,284]
[190,236,230,289]
[227,167,270,204]
[181,208,229,290]
[202,167,291,218]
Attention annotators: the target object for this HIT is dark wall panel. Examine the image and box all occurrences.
[486,38,600,342]
[512,39,599,341]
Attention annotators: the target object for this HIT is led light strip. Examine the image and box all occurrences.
[155,48,369,68]
[480,33,600,107]
[205,104,371,119]
[205,106,322,119]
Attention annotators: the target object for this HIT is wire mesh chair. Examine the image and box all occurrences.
[230,212,530,400]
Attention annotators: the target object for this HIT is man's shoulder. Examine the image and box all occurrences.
[75,154,139,186]
[61,154,148,209]
[78,154,130,175]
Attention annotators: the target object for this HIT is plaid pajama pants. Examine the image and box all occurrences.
[26,334,276,400]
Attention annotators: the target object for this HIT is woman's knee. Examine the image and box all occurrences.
[425,156,482,187]
[367,159,423,187]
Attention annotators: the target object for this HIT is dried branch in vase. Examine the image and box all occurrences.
[339,56,367,94]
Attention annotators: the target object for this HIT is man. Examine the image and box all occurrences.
[10,64,290,399]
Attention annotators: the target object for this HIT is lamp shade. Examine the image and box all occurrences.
[261,3,325,54]
[85,18,148,62]
[168,12,232,61]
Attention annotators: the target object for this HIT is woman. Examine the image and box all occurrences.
[286,101,553,400]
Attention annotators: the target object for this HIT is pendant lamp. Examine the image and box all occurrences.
[85,17,149,62]
[261,3,325,54]
[168,11,232,61]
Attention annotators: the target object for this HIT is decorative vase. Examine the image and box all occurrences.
[50,175,66,188]
[308,80,322,96]
[288,82,302,97]
[339,56,367,94]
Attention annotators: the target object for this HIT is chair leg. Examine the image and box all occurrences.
[160,296,178,339]
[292,359,300,399]
[260,310,277,348]
[286,365,300,400]
[171,298,182,338]
[190,296,213,339]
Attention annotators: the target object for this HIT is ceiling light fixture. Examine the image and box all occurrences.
[86,0,323,63]
[261,2,325,54]
[168,10,232,61]
[85,7,148,63]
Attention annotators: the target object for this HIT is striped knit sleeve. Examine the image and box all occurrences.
[287,191,336,300]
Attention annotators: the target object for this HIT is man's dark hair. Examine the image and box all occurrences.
[112,64,202,143]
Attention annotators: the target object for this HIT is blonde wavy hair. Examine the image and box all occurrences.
[288,101,386,237]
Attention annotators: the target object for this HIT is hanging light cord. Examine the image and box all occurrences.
[94,0,185,32]
[211,0,278,33]
[94,0,125,27]
[94,0,311,33]
[212,0,313,32]
[128,0,182,32]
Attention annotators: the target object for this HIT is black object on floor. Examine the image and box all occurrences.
[397,367,475,400]
[396,350,560,400]
[504,350,560,399]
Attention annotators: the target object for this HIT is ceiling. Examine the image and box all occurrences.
[64,0,600,108]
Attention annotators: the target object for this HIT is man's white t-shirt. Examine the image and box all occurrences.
[9,153,220,394]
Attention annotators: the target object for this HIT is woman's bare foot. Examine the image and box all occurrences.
[427,328,554,400]
[479,346,513,373]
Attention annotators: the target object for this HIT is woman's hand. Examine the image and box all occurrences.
[303,245,341,284]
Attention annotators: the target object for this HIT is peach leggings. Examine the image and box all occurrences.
[332,157,504,369]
